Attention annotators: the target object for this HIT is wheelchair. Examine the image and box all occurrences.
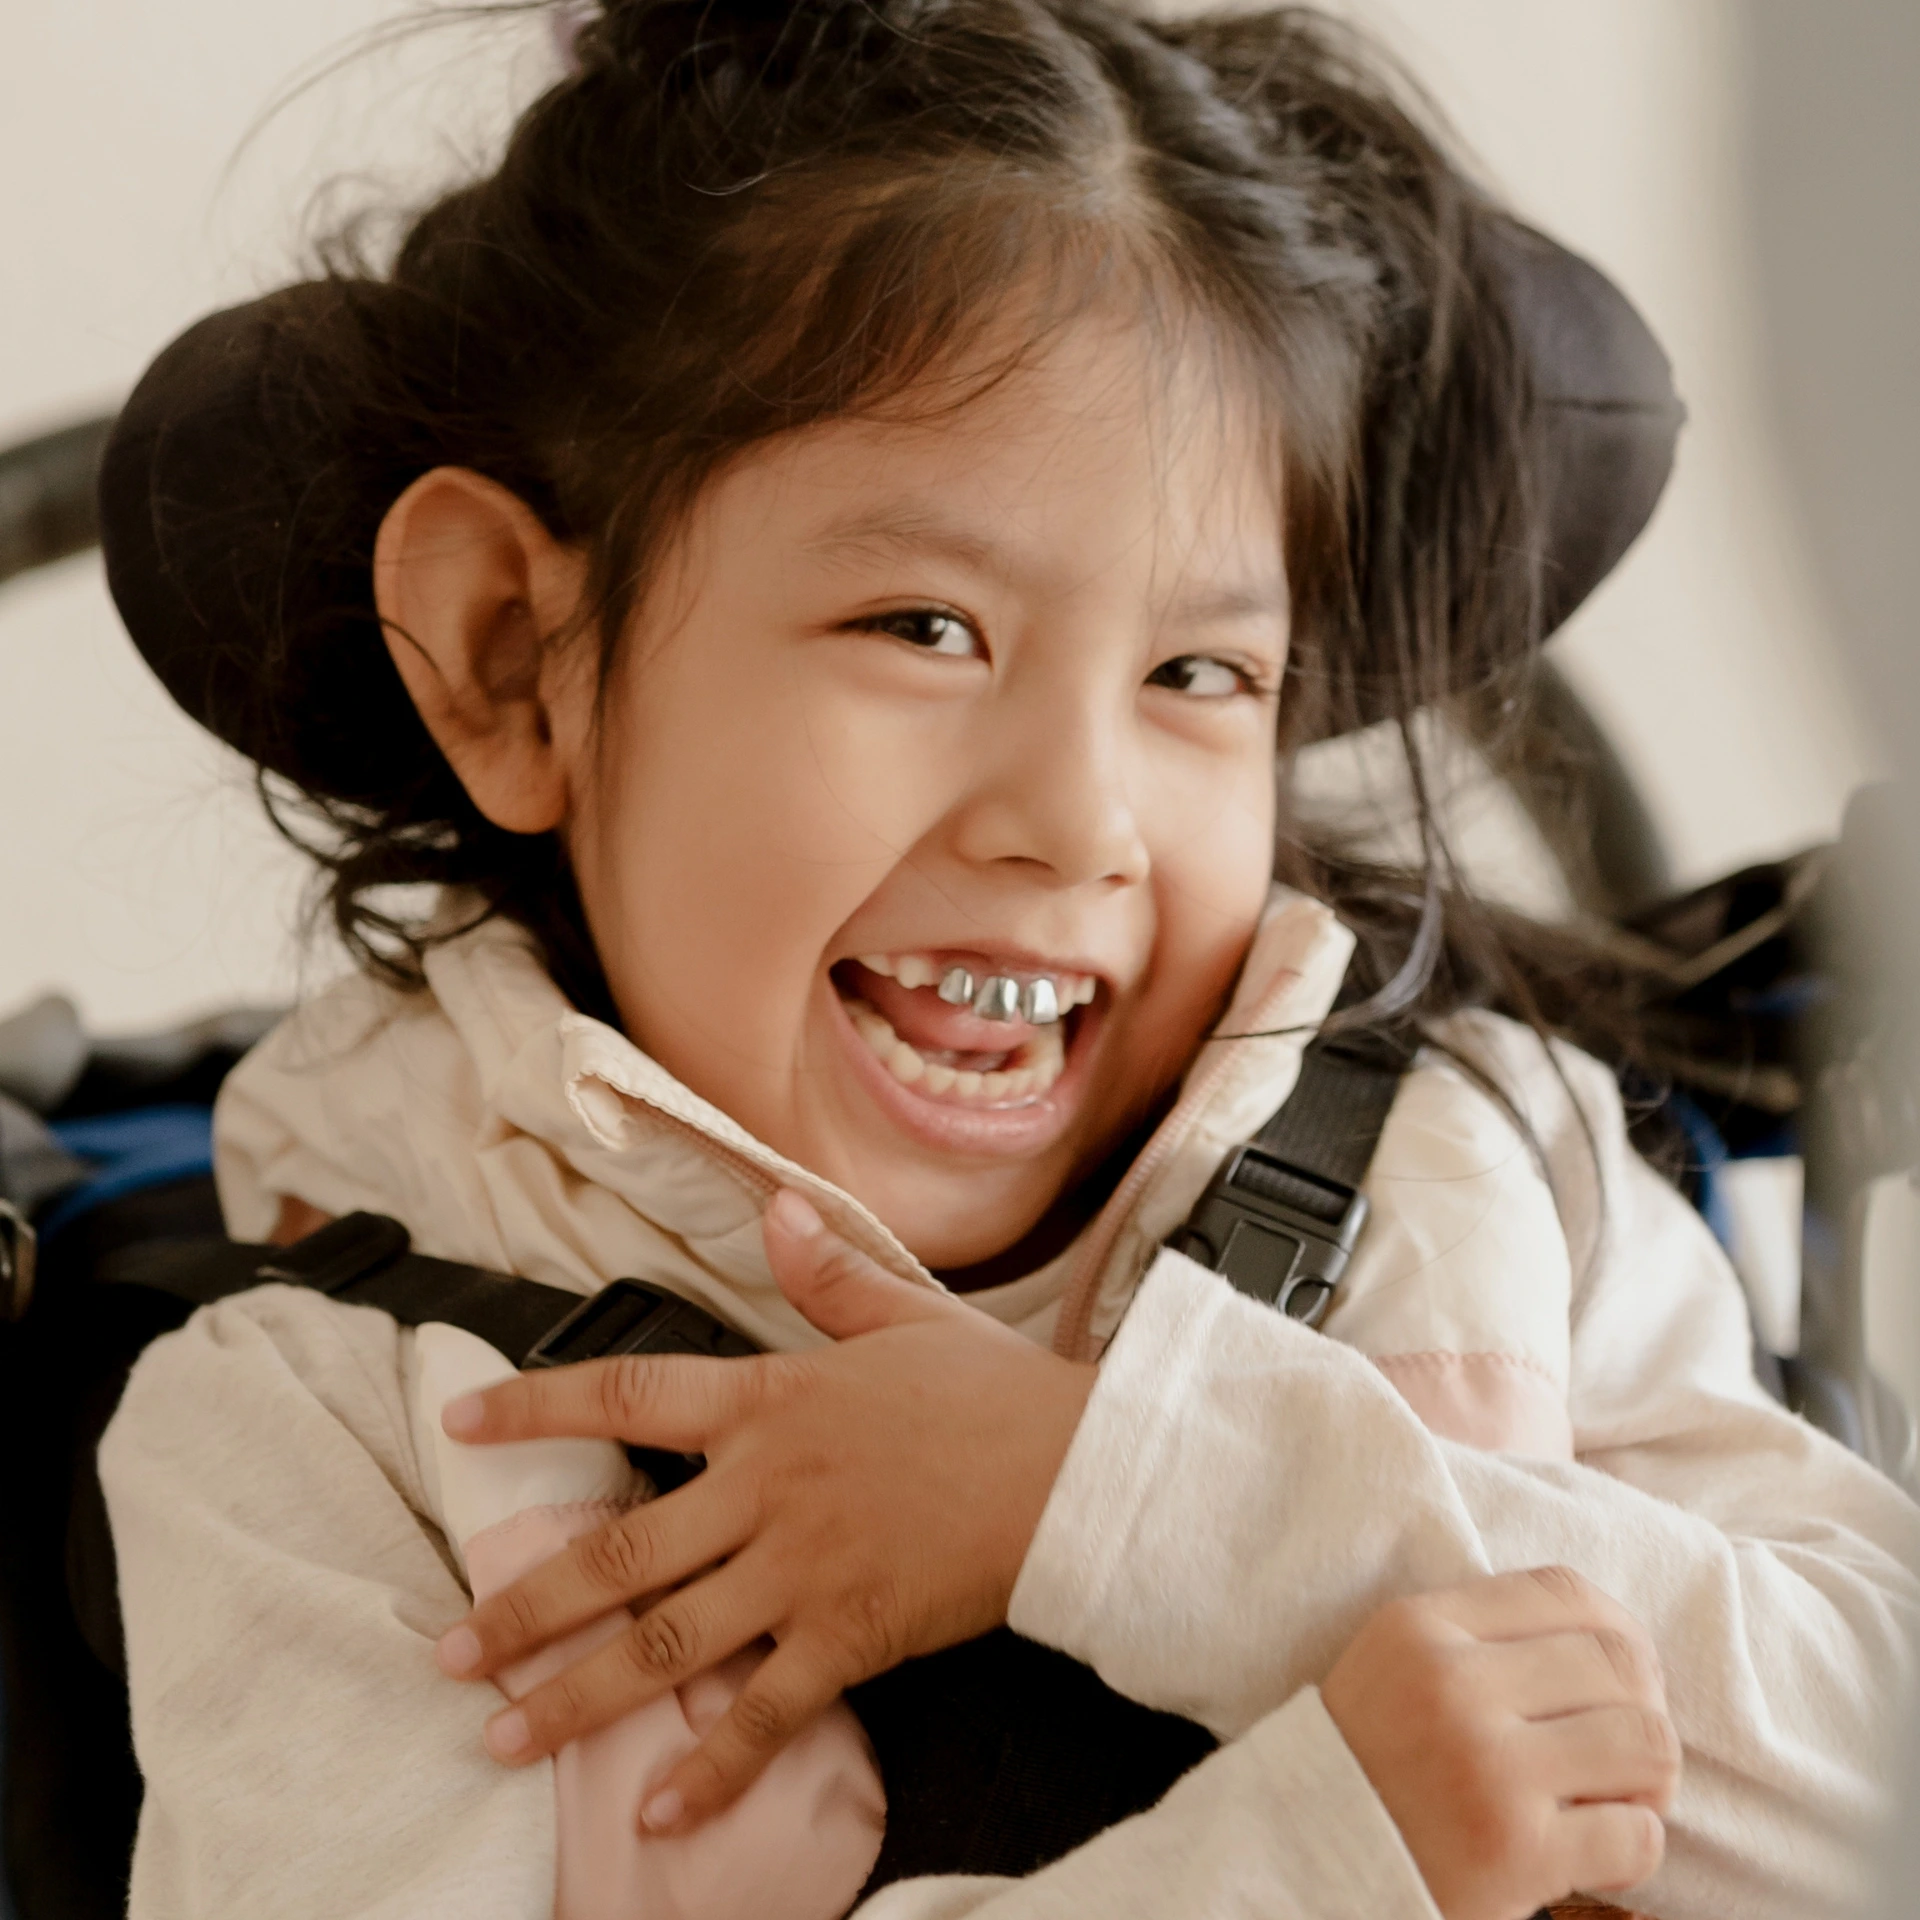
[2,276,1915,1916]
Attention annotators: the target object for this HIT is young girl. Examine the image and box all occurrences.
[94,2,1918,1918]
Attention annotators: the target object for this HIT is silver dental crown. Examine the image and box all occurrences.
[937,966,1062,1025]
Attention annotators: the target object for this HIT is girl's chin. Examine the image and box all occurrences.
[824,980,1104,1160]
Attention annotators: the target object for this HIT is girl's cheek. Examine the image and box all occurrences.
[787,679,979,851]
[1139,746,1278,928]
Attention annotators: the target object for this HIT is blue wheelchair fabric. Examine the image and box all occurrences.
[38,1107,215,1242]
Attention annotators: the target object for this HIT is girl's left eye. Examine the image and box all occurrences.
[1146,654,1256,698]
[856,609,983,659]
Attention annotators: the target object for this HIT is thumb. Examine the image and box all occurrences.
[762,1189,948,1340]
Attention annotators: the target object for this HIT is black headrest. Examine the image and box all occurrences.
[100,221,1682,776]
[99,285,422,797]
[1485,220,1685,635]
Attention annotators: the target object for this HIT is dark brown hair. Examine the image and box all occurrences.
[196,0,1622,1062]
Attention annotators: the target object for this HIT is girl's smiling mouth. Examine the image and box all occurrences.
[827,955,1108,1155]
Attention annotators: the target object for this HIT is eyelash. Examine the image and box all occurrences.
[1144,655,1271,700]
[849,606,1271,700]
[851,607,982,658]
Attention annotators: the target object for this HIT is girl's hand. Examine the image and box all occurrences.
[434,1190,1094,1831]
[1322,1566,1678,1920]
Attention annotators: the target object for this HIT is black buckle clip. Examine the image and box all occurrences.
[524,1280,758,1494]
[256,1211,411,1296]
[1165,1147,1369,1328]
[524,1278,758,1371]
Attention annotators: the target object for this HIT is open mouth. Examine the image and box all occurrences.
[829,952,1100,1112]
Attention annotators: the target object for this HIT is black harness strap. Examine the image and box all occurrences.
[100,1214,755,1369]
[98,1215,753,1495]
[100,1216,578,1361]
[1253,1027,1412,1186]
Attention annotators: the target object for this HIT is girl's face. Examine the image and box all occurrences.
[566,317,1289,1268]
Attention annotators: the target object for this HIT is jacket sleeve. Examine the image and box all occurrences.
[1008,1134,1920,1919]
[100,1287,1438,1920]
[98,1284,558,1920]
[104,1300,1452,1920]
[850,1686,1440,1920]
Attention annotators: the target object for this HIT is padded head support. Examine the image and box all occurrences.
[98,285,426,796]
[1484,220,1685,637]
[100,220,1683,777]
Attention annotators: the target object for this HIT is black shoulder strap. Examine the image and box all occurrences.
[98,1214,751,1497]
[100,1216,569,1358]
[98,1212,753,1372]
[1166,1023,1413,1326]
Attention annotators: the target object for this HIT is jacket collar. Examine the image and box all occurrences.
[423,887,1350,1356]
[222,888,1350,1356]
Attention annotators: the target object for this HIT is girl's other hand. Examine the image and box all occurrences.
[434,1189,1094,1831]
[1322,1566,1678,1920]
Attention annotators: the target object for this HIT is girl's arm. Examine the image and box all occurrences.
[852,1566,1676,1920]
[99,1285,559,1920]
[1007,1149,1920,1920]
[98,1274,1665,1920]
[453,1062,1918,1920]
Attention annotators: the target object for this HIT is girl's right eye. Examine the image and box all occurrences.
[853,608,984,659]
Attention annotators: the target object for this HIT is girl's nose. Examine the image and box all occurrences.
[947,696,1151,891]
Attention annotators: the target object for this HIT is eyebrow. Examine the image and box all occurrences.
[801,503,1001,573]
[802,502,1289,629]
[1162,581,1291,628]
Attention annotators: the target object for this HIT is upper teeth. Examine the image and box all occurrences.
[858,953,1097,1022]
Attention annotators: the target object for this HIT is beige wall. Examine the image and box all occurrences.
[1271,0,1876,887]
[0,1,1875,1029]
[0,3,553,1030]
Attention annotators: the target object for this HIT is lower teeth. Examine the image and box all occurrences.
[843,996,1066,1104]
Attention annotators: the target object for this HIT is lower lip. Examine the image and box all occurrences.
[825,984,1104,1157]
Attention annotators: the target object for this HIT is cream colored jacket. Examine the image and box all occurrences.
[99,893,1920,1920]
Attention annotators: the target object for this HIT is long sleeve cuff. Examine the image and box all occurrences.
[1009,1246,1487,1732]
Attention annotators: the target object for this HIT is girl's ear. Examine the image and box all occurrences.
[372,468,590,835]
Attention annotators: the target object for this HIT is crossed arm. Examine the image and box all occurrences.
[433,1191,1683,1918]
[110,1163,1918,1920]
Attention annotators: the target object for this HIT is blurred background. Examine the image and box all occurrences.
[3,0,1917,1900]
[9,0,1917,1395]
[0,0,1891,1035]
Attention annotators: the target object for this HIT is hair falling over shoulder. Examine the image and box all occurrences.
[213,0,1667,1089]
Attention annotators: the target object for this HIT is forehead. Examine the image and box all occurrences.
[699,311,1287,605]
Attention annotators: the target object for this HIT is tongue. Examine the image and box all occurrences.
[848,964,1041,1055]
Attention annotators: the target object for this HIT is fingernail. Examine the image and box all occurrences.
[641,1787,685,1830]
[441,1392,485,1439]
[769,1189,823,1240]
[485,1709,532,1761]
[436,1625,482,1677]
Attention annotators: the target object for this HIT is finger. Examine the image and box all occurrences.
[439,1471,755,1679]
[763,1189,951,1340]
[637,1631,857,1833]
[1549,1801,1667,1897]
[1473,1626,1666,1722]
[442,1349,764,1448]
[1420,1565,1645,1648]
[480,1557,776,1764]
[1523,1702,1683,1812]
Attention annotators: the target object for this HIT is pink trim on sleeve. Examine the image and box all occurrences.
[1371,1350,1574,1460]
[464,1505,884,1920]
